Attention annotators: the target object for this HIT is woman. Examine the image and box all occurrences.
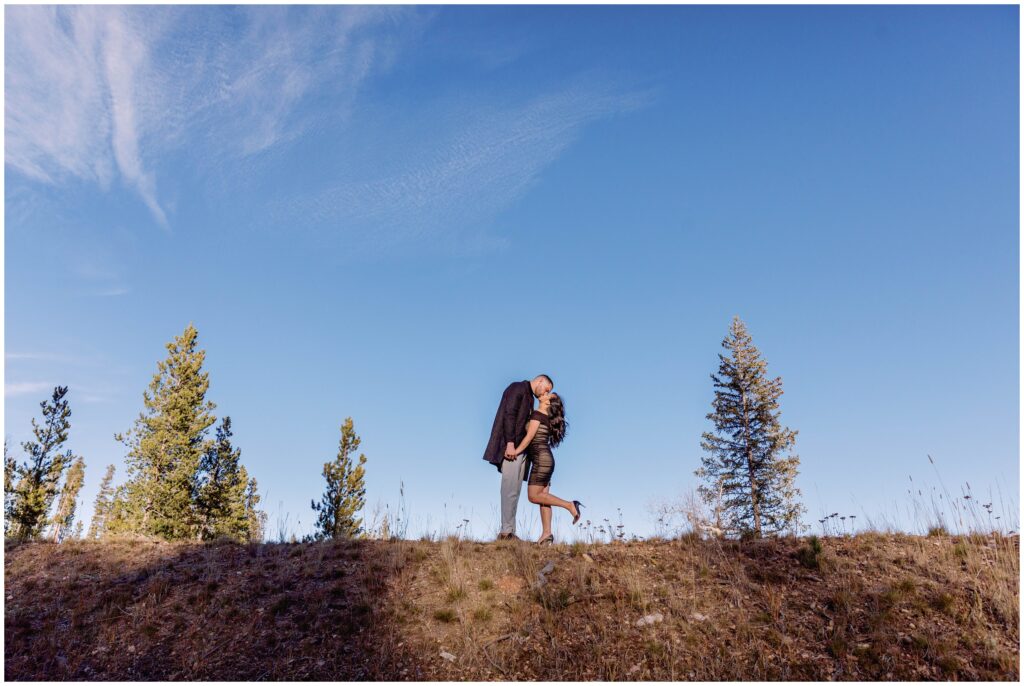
[512,391,583,544]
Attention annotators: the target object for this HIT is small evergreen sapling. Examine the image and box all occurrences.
[311,417,368,540]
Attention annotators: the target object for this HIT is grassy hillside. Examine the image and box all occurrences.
[4,532,1018,680]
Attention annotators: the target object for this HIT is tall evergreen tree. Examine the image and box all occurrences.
[5,440,17,537]
[115,324,216,540]
[9,386,78,540]
[195,417,249,540]
[88,464,117,539]
[50,456,85,542]
[243,475,266,543]
[311,417,367,540]
[103,484,132,536]
[695,317,805,538]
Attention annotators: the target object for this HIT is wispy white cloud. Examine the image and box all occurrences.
[7,6,653,255]
[6,352,72,362]
[101,9,167,227]
[87,287,131,298]
[264,75,655,255]
[67,254,132,297]
[4,380,117,404]
[5,6,145,216]
[5,5,425,229]
[4,382,55,398]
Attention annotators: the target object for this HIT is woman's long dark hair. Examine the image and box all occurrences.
[547,394,568,448]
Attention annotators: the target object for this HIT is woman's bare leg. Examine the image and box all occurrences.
[539,502,552,539]
[528,484,578,523]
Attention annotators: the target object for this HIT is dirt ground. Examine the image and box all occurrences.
[4,532,1019,680]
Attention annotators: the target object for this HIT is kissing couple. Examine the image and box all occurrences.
[482,374,583,543]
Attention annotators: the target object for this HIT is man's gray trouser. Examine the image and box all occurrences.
[499,454,528,535]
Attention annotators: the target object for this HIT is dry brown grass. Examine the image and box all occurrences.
[4,532,1018,680]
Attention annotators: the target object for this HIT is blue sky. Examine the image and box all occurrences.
[4,5,1019,541]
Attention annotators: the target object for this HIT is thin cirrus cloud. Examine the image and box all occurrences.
[4,5,426,230]
[5,350,130,404]
[4,380,114,404]
[4,382,55,398]
[7,5,652,254]
[6,352,75,363]
[86,287,131,298]
[264,76,657,256]
[5,5,161,225]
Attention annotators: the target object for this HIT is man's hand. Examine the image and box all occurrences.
[504,442,516,459]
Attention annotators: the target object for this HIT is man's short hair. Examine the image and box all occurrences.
[536,374,554,388]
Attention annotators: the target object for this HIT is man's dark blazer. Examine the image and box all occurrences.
[483,380,535,475]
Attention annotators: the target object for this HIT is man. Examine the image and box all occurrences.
[483,374,554,540]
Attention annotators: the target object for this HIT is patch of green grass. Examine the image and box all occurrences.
[828,587,854,614]
[472,606,493,622]
[628,588,648,610]
[927,526,948,537]
[644,639,665,656]
[828,634,848,658]
[797,536,823,569]
[446,586,466,603]
[433,608,457,623]
[932,592,956,615]
[880,588,902,607]
[478,578,494,591]
[895,578,916,594]
[937,654,961,676]
[534,587,573,611]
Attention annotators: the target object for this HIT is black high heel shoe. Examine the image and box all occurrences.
[572,500,584,525]
[537,534,554,545]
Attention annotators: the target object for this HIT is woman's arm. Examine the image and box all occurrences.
[514,420,540,456]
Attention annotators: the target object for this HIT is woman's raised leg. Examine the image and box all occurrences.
[528,484,578,521]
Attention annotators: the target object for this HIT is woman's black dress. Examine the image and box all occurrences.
[526,410,554,486]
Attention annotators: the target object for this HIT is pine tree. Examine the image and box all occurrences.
[311,417,368,540]
[243,476,266,543]
[72,520,83,540]
[103,484,132,537]
[87,464,117,539]
[195,417,249,540]
[50,456,85,542]
[695,317,805,538]
[9,386,78,540]
[115,324,216,540]
[5,440,18,537]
